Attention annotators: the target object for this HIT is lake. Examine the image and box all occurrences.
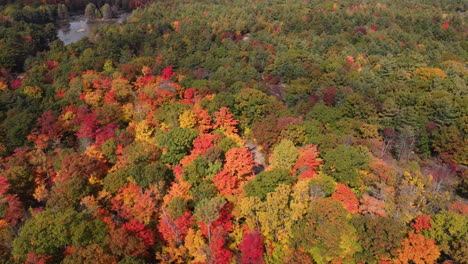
[57,13,130,45]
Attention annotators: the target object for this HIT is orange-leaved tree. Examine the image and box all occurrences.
[395,231,440,264]
[212,148,255,196]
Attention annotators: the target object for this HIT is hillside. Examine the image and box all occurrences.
[0,0,467,263]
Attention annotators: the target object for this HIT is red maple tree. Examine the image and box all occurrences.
[238,229,264,264]
[332,184,359,213]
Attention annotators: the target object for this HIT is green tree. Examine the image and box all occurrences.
[103,169,128,194]
[46,175,95,211]
[234,88,276,128]
[13,209,108,262]
[340,94,375,120]
[270,139,299,170]
[322,145,370,189]
[158,127,198,165]
[292,198,361,264]
[166,197,188,220]
[352,215,407,263]
[128,162,172,189]
[84,3,101,20]
[191,180,217,203]
[432,125,466,165]
[2,165,34,204]
[423,210,468,263]
[1,109,35,150]
[101,4,113,20]
[183,158,211,185]
[307,103,343,124]
[244,169,295,200]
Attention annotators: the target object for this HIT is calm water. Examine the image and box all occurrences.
[57,13,130,45]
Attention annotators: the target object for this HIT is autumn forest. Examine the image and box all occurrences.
[0,0,467,263]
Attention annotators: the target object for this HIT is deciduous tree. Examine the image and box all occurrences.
[238,229,264,264]
[270,139,298,170]
[395,232,440,264]
[214,107,238,135]
[332,183,359,213]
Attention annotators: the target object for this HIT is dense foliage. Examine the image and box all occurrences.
[0,0,466,263]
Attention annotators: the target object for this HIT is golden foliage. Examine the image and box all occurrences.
[22,86,43,99]
[413,67,447,80]
[33,184,49,202]
[131,120,157,144]
[179,110,197,128]
[184,229,208,263]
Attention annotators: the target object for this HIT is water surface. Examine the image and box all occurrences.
[57,13,130,45]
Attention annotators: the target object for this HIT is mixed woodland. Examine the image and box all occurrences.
[0,0,467,263]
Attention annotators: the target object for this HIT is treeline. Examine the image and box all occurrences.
[0,0,143,13]
[0,0,147,72]
[0,0,466,263]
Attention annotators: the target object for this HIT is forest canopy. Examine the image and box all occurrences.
[0,0,466,263]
